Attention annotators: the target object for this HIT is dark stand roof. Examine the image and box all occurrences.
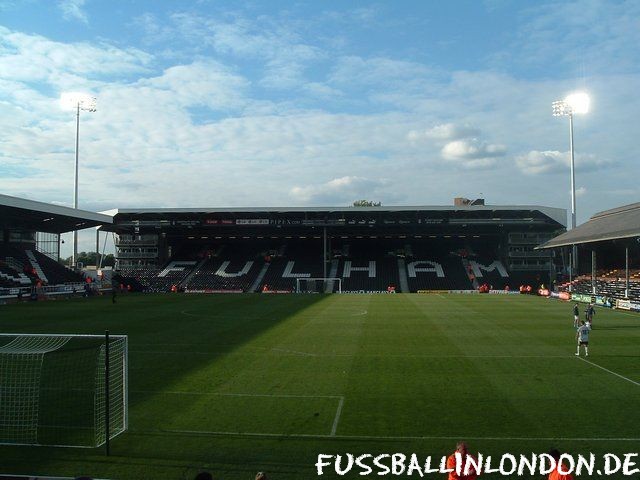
[0,194,113,234]
[538,202,640,249]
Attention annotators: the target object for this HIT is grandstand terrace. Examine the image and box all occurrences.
[0,194,113,295]
[539,201,640,303]
[104,203,566,293]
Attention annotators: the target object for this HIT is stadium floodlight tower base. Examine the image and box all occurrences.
[0,332,128,449]
[295,277,342,294]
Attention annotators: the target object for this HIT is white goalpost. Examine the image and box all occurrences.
[0,332,128,448]
[295,277,342,293]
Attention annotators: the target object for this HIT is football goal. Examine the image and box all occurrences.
[0,332,128,448]
[295,277,342,293]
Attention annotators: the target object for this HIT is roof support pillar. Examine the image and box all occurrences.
[625,246,629,299]
[323,227,327,279]
[591,250,596,295]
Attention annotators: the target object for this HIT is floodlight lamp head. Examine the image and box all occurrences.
[552,100,570,117]
[564,92,589,115]
[60,92,97,112]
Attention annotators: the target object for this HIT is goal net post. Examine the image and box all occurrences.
[295,277,342,293]
[0,333,128,448]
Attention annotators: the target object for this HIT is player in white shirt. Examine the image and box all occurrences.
[575,320,591,356]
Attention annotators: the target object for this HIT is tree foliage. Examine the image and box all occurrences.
[353,199,382,207]
[61,252,115,267]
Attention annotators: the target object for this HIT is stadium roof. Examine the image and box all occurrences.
[538,202,640,249]
[103,204,566,227]
[0,194,113,234]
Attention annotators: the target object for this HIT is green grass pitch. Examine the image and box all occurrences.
[1,293,639,479]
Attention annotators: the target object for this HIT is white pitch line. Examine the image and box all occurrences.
[576,356,640,387]
[133,429,640,442]
[132,390,342,399]
[609,309,640,317]
[133,343,270,349]
[271,347,317,357]
[129,351,577,359]
[330,396,344,436]
[351,310,368,316]
[180,310,265,320]
[131,350,214,355]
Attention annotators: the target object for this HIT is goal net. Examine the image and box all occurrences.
[0,333,128,448]
[295,277,342,293]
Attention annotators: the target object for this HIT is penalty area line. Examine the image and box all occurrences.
[131,390,343,399]
[131,429,640,442]
[330,396,344,436]
[576,356,640,387]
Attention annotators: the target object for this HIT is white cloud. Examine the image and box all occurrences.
[511,1,640,75]
[441,139,506,167]
[575,186,587,197]
[143,60,250,111]
[408,123,481,142]
[290,176,388,204]
[302,82,343,99]
[168,12,325,91]
[1,6,640,243]
[515,150,612,175]
[0,27,153,87]
[329,56,436,92]
[57,0,88,24]
[515,150,566,175]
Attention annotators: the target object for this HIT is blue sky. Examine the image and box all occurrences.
[1,0,639,255]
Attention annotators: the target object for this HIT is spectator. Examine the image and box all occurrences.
[446,441,479,480]
[255,473,268,480]
[548,449,574,480]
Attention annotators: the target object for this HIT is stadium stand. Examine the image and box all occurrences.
[539,201,640,301]
[115,237,551,293]
[0,243,84,286]
[0,194,113,296]
[104,204,565,294]
[332,240,401,292]
[184,242,266,292]
[29,249,84,284]
[259,241,325,292]
[186,257,262,292]
[559,272,640,300]
[406,241,473,291]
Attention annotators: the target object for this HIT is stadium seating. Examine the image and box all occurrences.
[259,243,326,292]
[184,242,271,292]
[405,241,472,291]
[28,249,84,284]
[559,272,640,300]
[117,238,555,294]
[186,258,263,292]
[118,262,198,293]
[328,240,400,292]
[0,243,85,287]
